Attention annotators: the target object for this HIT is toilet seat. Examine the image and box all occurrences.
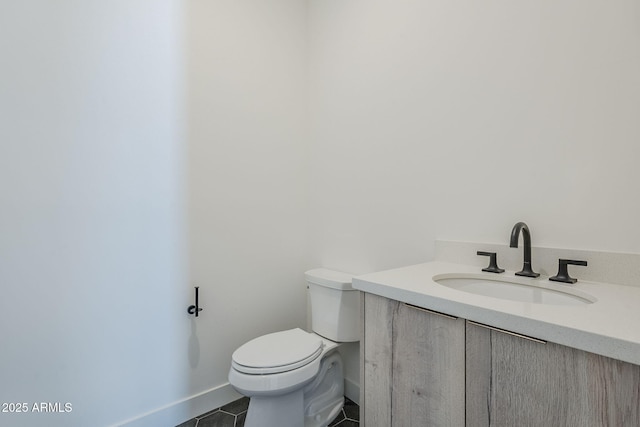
[231,328,324,375]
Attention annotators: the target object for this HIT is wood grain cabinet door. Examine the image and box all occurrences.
[466,321,640,427]
[361,293,465,427]
[391,303,466,427]
[361,293,397,427]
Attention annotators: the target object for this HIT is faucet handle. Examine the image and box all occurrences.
[477,251,505,274]
[549,259,588,284]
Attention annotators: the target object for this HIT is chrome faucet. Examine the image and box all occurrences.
[510,222,540,277]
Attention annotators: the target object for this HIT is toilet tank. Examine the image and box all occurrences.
[305,268,360,342]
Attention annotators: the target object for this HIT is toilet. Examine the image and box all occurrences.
[228,268,359,427]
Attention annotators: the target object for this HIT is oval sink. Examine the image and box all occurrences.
[433,274,596,306]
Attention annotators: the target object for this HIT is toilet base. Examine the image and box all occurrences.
[245,390,305,427]
[303,353,344,427]
[242,352,345,427]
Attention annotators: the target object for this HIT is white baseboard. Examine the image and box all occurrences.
[113,383,242,427]
[344,377,360,406]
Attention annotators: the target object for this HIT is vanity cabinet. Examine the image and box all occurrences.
[361,292,640,427]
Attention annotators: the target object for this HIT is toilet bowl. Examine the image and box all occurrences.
[228,269,359,427]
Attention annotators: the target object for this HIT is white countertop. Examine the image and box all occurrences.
[353,261,640,365]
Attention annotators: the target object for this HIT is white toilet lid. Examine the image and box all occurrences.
[232,328,323,375]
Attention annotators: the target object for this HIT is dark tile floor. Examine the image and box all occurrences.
[176,396,359,427]
[328,397,360,427]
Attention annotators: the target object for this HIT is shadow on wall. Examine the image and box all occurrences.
[189,320,200,369]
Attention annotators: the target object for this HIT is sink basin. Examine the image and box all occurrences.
[433,274,596,306]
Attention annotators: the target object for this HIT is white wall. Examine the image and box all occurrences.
[308,0,640,276]
[186,0,310,410]
[1,1,311,426]
[0,1,190,426]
